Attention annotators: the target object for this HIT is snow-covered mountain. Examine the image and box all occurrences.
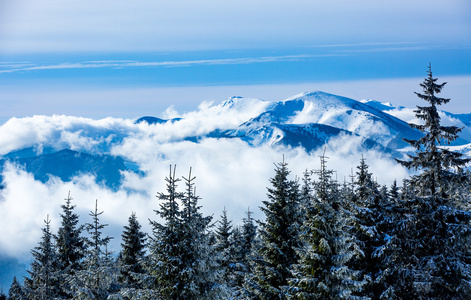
[0,91,469,190]
[215,91,421,151]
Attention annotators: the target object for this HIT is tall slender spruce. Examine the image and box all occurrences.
[119,212,147,289]
[68,200,118,299]
[215,208,233,286]
[55,192,86,297]
[145,165,183,299]
[24,215,60,299]
[245,160,300,299]
[390,65,471,298]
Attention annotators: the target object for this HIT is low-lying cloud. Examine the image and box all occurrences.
[0,98,411,261]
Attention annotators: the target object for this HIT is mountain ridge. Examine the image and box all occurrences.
[1,90,469,191]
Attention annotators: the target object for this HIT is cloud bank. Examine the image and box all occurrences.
[0,98,409,260]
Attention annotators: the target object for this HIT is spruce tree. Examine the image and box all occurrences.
[289,153,364,299]
[145,166,224,299]
[231,208,258,295]
[119,212,147,289]
[389,179,399,200]
[398,63,469,195]
[178,168,223,298]
[215,208,233,287]
[8,277,26,300]
[144,165,183,299]
[245,160,300,299]
[55,191,86,297]
[349,157,390,298]
[24,215,60,299]
[391,65,471,298]
[68,199,118,300]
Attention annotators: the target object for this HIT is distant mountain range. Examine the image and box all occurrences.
[1,91,470,190]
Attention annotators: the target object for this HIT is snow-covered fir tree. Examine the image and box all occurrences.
[228,208,258,296]
[68,199,120,300]
[8,277,26,300]
[144,166,225,299]
[348,157,390,299]
[289,152,364,299]
[143,165,183,299]
[24,215,61,299]
[178,168,224,298]
[118,212,147,290]
[388,180,399,200]
[390,65,471,298]
[215,208,234,287]
[55,191,86,298]
[244,160,301,299]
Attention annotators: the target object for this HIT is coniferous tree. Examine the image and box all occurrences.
[8,277,26,300]
[289,152,364,299]
[389,179,399,200]
[118,212,147,290]
[55,192,86,297]
[68,200,118,300]
[145,166,224,299]
[239,208,257,269]
[390,65,471,298]
[230,208,258,295]
[398,64,469,196]
[24,215,60,299]
[178,168,223,298]
[349,157,390,298]
[144,165,183,299]
[215,208,233,287]
[0,290,6,300]
[245,160,300,299]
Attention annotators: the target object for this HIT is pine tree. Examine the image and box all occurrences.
[144,165,183,299]
[0,290,6,300]
[178,167,223,298]
[68,199,119,300]
[145,166,224,299]
[240,208,257,269]
[55,191,86,297]
[24,215,60,299]
[118,212,147,289]
[390,65,471,298]
[215,208,233,287]
[228,208,258,296]
[8,277,26,300]
[349,157,390,298]
[289,152,364,299]
[398,63,469,196]
[245,160,300,299]
[389,180,399,200]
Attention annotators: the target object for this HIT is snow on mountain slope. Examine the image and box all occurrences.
[361,99,471,145]
[227,91,421,150]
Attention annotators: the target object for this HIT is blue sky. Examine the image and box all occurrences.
[0,0,470,121]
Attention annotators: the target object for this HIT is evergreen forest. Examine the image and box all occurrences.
[3,67,471,299]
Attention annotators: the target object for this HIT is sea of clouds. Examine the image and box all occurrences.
[0,98,409,262]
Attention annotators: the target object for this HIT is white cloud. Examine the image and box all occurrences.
[0,105,410,260]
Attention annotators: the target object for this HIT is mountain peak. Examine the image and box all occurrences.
[360,99,396,111]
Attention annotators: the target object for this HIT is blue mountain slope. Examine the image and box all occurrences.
[135,116,182,124]
[215,91,422,151]
[0,148,138,190]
